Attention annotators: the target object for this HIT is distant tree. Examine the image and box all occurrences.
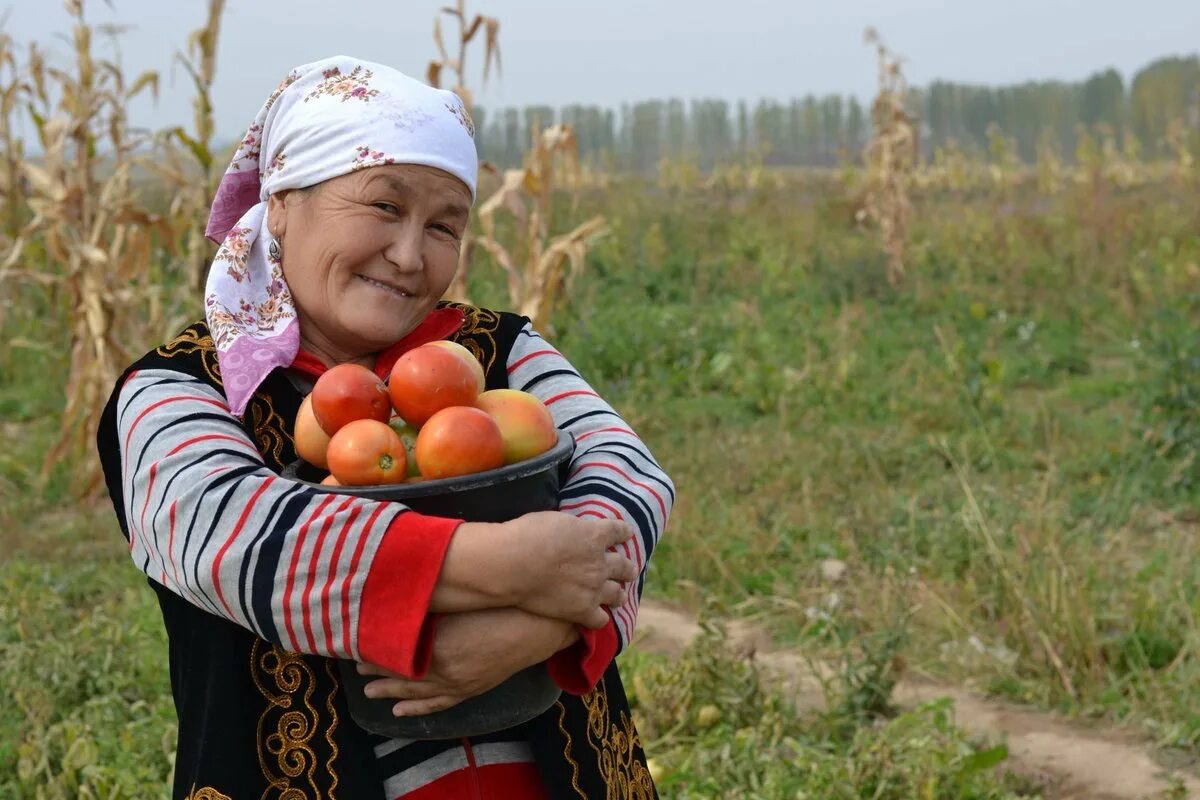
[1131,56,1200,154]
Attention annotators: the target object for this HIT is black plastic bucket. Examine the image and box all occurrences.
[281,431,575,740]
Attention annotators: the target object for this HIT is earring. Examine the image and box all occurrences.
[268,238,282,260]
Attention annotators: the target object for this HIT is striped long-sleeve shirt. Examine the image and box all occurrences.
[116,320,673,799]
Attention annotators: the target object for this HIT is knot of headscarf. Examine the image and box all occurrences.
[203,55,478,416]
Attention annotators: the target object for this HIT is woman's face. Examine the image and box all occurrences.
[267,164,471,361]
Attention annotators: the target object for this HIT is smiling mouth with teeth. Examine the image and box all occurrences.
[358,274,412,297]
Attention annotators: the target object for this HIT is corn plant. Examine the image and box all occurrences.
[425,0,501,304]
[858,28,916,287]
[5,1,165,490]
[473,123,607,333]
[154,0,226,293]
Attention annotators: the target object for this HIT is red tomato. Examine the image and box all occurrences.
[415,406,505,479]
[425,340,486,393]
[311,364,391,435]
[389,344,481,427]
[326,419,408,486]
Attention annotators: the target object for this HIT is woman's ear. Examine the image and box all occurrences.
[266,191,290,238]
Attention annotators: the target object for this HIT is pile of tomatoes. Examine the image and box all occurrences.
[294,341,559,487]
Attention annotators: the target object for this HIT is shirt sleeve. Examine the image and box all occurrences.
[506,323,675,692]
[114,368,461,679]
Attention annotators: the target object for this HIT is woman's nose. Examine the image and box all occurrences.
[384,221,424,274]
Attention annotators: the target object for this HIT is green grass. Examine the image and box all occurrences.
[3,173,1200,795]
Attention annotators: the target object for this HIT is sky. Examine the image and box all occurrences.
[3,0,1198,140]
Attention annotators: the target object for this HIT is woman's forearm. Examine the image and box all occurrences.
[426,521,524,613]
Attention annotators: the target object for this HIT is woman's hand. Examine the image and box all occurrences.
[356,607,578,716]
[432,511,638,629]
[499,511,637,628]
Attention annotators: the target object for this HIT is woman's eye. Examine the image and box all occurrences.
[431,223,459,238]
[373,202,400,215]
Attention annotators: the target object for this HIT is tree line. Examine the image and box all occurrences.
[472,55,1200,170]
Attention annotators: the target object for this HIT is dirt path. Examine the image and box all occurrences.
[634,601,1200,800]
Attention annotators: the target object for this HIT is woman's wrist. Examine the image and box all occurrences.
[429,521,525,612]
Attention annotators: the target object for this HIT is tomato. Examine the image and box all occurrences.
[475,389,558,464]
[415,406,505,479]
[326,419,408,486]
[311,363,391,435]
[294,395,331,469]
[425,340,486,393]
[388,418,423,478]
[389,344,482,427]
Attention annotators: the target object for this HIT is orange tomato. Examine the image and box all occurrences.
[295,395,331,469]
[475,389,558,464]
[326,419,408,486]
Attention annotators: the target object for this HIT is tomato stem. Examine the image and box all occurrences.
[379,454,394,471]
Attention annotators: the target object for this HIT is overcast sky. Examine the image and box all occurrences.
[3,0,1198,140]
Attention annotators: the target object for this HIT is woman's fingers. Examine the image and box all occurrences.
[600,579,625,608]
[393,695,458,717]
[605,550,638,583]
[604,521,636,548]
[581,605,612,629]
[363,677,443,701]
[356,662,401,678]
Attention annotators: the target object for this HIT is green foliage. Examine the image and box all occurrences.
[4,166,1200,794]
[621,618,1034,799]
[0,548,175,798]
[1140,301,1200,490]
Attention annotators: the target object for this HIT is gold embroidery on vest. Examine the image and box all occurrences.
[323,658,341,800]
[156,324,223,386]
[244,391,288,468]
[442,301,501,376]
[185,786,232,800]
[251,639,321,799]
[555,699,588,799]
[557,679,656,800]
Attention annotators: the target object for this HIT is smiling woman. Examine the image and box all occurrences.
[95,56,673,800]
[268,167,473,362]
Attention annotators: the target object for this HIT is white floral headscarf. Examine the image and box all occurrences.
[204,55,478,416]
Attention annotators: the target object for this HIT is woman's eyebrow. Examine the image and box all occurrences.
[371,175,469,218]
[441,202,471,221]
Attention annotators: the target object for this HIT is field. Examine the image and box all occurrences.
[4,163,1200,796]
[3,3,1200,798]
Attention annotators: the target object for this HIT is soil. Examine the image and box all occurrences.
[634,601,1200,800]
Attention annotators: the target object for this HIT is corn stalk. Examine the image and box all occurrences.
[426,0,502,303]
[10,1,164,490]
[474,124,607,333]
[858,28,915,288]
[155,0,225,294]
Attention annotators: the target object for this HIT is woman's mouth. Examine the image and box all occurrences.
[357,274,412,298]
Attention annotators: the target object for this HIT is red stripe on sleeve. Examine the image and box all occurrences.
[282,494,337,652]
[317,499,365,657]
[544,389,600,406]
[338,503,388,658]
[211,477,275,619]
[573,426,639,443]
[301,495,357,653]
[166,433,260,457]
[134,462,159,552]
[567,461,668,519]
[507,348,560,373]
[122,393,230,488]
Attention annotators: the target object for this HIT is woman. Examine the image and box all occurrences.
[96,57,673,799]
